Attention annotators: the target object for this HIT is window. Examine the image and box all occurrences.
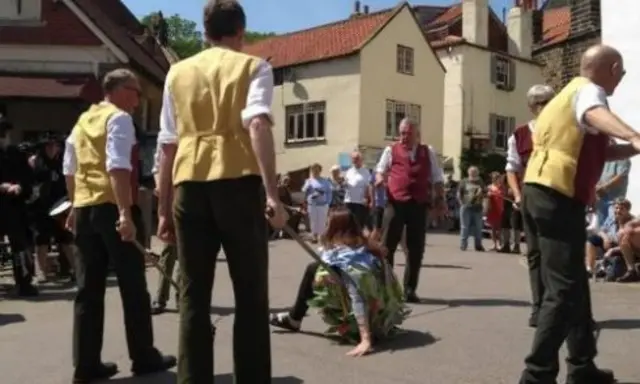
[491,55,515,91]
[396,45,414,75]
[285,102,326,144]
[385,100,421,139]
[0,0,42,22]
[490,114,515,150]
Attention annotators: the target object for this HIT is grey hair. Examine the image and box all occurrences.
[102,68,138,93]
[526,84,555,106]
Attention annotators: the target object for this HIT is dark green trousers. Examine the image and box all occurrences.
[72,204,156,370]
[520,184,597,384]
[174,176,271,384]
[154,243,179,305]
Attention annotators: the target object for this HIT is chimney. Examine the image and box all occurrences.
[462,0,489,46]
[354,1,361,14]
[363,5,369,14]
[506,0,536,58]
[569,0,600,37]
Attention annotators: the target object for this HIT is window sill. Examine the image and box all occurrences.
[284,138,327,148]
[0,19,45,27]
[396,71,414,76]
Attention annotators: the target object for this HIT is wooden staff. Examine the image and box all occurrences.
[132,240,180,292]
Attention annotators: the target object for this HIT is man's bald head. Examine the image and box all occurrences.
[398,117,418,147]
[580,44,625,95]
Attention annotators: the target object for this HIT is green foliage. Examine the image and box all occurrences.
[459,148,506,180]
[245,31,276,44]
[141,13,203,59]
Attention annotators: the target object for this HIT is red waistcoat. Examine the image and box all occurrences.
[386,143,431,203]
[574,133,609,205]
[513,123,533,172]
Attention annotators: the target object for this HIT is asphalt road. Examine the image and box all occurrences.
[1,234,640,384]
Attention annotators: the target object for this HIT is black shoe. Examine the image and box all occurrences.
[73,362,118,383]
[566,367,615,384]
[475,246,485,252]
[528,313,538,328]
[151,301,166,315]
[16,284,39,297]
[404,291,420,303]
[498,246,511,253]
[512,246,521,254]
[131,352,177,376]
[616,270,640,283]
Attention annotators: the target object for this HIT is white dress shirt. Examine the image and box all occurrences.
[505,82,609,173]
[343,167,371,204]
[62,107,136,176]
[375,144,444,183]
[157,59,274,145]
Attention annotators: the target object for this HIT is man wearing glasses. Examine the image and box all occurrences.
[63,68,175,383]
[504,84,555,327]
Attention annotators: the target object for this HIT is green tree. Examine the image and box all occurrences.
[141,12,203,59]
[459,148,506,181]
[245,31,275,44]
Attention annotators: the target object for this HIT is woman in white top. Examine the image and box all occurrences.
[343,151,372,230]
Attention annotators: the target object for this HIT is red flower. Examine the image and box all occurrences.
[337,323,349,336]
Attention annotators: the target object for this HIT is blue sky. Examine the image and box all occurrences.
[123,0,511,34]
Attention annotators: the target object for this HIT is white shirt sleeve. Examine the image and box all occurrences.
[242,60,274,128]
[375,146,392,174]
[151,141,162,175]
[105,112,136,171]
[158,80,178,144]
[62,134,76,176]
[573,83,609,133]
[428,145,444,183]
[505,134,521,173]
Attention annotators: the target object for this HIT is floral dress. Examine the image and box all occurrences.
[307,246,409,344]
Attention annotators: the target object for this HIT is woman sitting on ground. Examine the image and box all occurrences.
[269,208,407,357]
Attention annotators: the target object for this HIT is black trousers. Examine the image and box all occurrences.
[73,203,156,371]
[174,176,270,384]
[381,199,427,294]
[289,261,321,321]
[1,206,34,287]
[345,202,369,229]
[520,184,597,383]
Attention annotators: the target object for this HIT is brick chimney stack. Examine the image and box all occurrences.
[462,0,489,46]
[569,0,600,37]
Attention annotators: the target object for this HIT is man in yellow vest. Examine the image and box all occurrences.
[519,45,640,384]
[63,68,176,383]
[154,1,287,383]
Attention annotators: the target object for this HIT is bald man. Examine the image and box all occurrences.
[518,45,640,384]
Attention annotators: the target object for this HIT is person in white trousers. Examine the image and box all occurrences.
[302,163,333,243]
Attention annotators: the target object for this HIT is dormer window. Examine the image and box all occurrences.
[0,0,42,23]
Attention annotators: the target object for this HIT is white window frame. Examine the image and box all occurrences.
[494,57,510,88]
[396,45,414,75]
[491,115,513,150]
[385,99,421,139]
[285,101,326,144]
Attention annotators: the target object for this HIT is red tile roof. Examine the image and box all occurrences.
[0,75,101,99]
[539,6,570,47]
[244,8,395,68]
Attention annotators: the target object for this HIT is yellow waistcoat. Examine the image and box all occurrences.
[167,47,263,185]
[71,102,122,207]
[523,76,594,198]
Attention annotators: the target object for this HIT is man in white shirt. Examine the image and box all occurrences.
[519,45,640,384]
[63,68,175,383]
[343,151,372,228]
[375,118,445,302]
[154,2,286,382]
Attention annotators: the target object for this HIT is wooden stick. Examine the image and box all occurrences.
[133,240,180,292]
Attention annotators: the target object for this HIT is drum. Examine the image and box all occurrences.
[49,196,72,217]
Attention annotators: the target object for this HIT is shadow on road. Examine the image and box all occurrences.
[397,263,471,270]
[213,374,303,383]
[3,276,117,302]
[109,371,176,383]
[374,329,439,354]
[418,297,530,307]
[0,313,25,326]
[597,318,640,330]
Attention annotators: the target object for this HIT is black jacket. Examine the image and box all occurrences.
[30,151,65,209]
[0,145,34,210]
